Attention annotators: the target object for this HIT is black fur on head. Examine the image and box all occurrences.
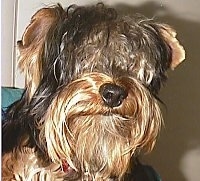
[36,3,181,96]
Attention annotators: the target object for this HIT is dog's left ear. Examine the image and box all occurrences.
[160,25,185,69]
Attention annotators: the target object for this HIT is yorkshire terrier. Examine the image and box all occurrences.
[2,3,185,181]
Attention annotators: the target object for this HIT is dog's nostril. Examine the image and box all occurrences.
[99,83,128,108]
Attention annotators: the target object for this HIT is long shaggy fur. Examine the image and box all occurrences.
[39,73,162,179]
[2,3,185,181]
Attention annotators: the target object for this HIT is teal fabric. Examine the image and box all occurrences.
[1,87,24,110]
[145,165,162,181]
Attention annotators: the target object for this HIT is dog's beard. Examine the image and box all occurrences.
[38,72,162,180]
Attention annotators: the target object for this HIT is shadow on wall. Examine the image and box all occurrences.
[114,2,200,181]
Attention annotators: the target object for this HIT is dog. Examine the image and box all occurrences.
[2,3,185,180]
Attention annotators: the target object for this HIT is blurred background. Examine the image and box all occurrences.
[2,0,200,180]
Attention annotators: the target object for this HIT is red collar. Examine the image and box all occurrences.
[62,160,70,172]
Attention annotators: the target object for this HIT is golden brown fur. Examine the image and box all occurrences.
[39,73,162,179]
[17,6,65,100]
[2,148,66,180]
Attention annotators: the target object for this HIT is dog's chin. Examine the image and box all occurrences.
[68,114,135,178]
[40,105,161,178]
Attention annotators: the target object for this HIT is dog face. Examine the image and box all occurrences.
[17,3,185,180]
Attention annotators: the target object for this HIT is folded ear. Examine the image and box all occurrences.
[18,6,62,68]
[17,5,65,100]
[160,25,185,69]
[19,8,59,48]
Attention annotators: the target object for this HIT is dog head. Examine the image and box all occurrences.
[18,3,185,180]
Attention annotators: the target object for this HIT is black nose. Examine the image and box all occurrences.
[99,83,128,108]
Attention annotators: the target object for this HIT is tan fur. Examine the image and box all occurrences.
[159,24,185,69]
[38,73,162,180]
[17,7,63,100]
[2,148,66,181]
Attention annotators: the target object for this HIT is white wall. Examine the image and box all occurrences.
[2,0,200,180]
[1,0,18,87]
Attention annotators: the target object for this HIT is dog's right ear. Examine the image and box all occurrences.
[17,5,65,100]
[159,24,185,70]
